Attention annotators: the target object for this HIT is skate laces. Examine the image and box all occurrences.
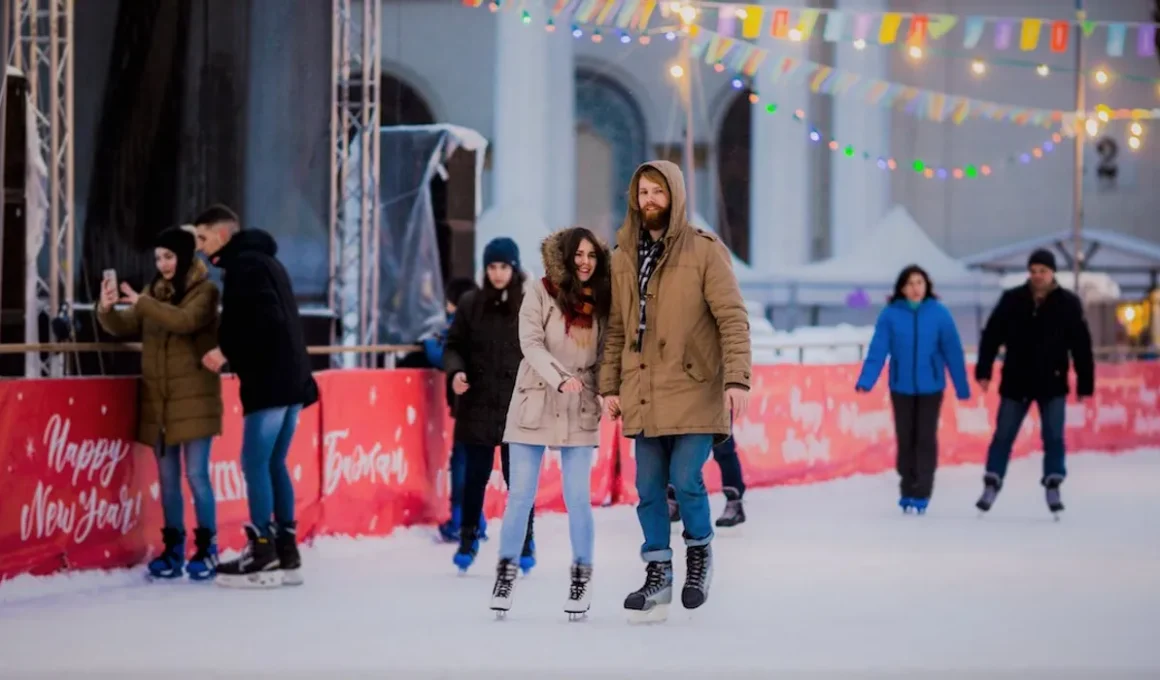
[686,548,708,589]
[641,562,670,595]
[493,561,517,598]
[569,565,591,600]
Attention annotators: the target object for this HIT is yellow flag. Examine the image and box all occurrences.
[1019,18,1042,51]
[878,13,903,44]
[741,6,764,39]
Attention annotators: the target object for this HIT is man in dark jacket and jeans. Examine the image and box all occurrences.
[974,249,1094,516]
[193,204,320,588]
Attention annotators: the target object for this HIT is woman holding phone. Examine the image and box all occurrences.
[488,227,611,620]
[97,227,223,580]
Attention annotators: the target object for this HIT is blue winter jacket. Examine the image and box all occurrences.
[856,299,971,398]
[421,312,455,369]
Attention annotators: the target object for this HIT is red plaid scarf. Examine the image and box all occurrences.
[542,277,595,335]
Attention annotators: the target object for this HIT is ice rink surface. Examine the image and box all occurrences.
[1,449,1158,679]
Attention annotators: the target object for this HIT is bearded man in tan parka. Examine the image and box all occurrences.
[599,160,751,623]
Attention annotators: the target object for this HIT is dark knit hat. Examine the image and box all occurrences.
[483,237,520,271]
[1028,248,1057,271]
[154,227,196,262]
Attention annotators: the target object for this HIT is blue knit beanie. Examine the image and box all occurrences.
[483,237,520,271]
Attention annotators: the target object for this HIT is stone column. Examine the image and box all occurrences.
[749,25,812,274]
[545,25,576,232]
[829,0,891,256]
[475,6,552,276]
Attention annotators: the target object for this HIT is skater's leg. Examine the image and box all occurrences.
[560,445,595,566]
[240,407,286,536]
[984,398,1031,480]
[711,435,746,497]
[912,392,944,500]
[498,443,544,560]
[500,443,533,544]
[449,441,467,516]
[668,434,715,547]
[268,405,303,527]
[890,392,919,498]
[155,441,185,532]
[460,444,495,537]
[1037,396,1067,483]
[182,436,217,533]
[633,436,673,562]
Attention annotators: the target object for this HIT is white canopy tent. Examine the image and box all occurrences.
[740,205,1002,307]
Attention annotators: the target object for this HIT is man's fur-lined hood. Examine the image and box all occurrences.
[541,227,612,288]
[151,257,209,302]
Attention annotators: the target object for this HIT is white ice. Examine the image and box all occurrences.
[2,449,1158,679]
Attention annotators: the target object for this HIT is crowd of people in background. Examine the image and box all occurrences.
[101,159,1094,618]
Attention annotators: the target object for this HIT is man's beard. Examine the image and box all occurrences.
[641,207,670,231]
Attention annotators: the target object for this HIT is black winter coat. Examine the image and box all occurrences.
[442,287,524,446]
[210,229,320,415]
[975,283,1094,401]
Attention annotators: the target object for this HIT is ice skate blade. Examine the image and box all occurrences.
[567,611,589,622]
[492,609,509,620]
[627,603,669,624]
[214,570,283,589]
[281,568,304,586]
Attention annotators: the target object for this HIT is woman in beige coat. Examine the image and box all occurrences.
[489,227,611,620]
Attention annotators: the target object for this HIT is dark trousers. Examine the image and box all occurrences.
[712,436,746,497]
[461,443,533,543]
[984,396,1067,484]
[890,392,944,499]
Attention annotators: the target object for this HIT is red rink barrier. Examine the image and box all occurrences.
[2,363,1158,580]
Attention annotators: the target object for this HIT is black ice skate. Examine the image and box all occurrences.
[976,473,1003,513]
[564,563,592,621]
[715,487,746,527]
[1044,474,1065,519]
[215,524,282,589]
[275,521,303,586]
[681,544,713,609]
[490,558,519,618]
[624,560,673,624]
[667,485,680,524]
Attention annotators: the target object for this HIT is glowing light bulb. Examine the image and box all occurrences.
[678,5,697,24]
[908,45,923,60]
[1094,69,1109,85]
[788,28,803,41]
[1130,122,1143,136]
[1085,118,1099,137]
[669,64,684,79]
[970,60,986,76]
[853,39,866,50]
[668,1,683,12]
[734,8,748,20]
[1036,64,1050,77]
[1097,110,1109,122]
[1129,136,1141,150]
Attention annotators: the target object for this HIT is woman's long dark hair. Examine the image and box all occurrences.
[555,227,612,321]
[890,264,938,302]
[482,267,526,315]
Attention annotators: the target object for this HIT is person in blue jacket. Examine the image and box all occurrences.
[855,265,971,514]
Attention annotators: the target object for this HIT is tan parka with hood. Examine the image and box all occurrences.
[597,160,751,441]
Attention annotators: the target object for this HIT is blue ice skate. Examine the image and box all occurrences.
[898,497,914,513]
[519,538,536,575]
[453,529,480,573]
[185,528,219,581]
[911,498,929,515]
[148,528,186,579]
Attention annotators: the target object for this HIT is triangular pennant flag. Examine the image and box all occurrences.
[878,13,903,44]
[963,17,985,48]
[796,9,821,38]
[1081,20,1096,37]
[822,11,845,42]
[926,15,958,40]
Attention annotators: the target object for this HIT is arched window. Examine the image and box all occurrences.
[574,69,647,243]
[715,90,751,263]
[380,73,435,126]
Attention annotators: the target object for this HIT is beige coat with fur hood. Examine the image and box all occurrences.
[503,229,610,448]
[598,160,751,441]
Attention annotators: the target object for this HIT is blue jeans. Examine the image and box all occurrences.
[635,434,714,562]
[500,443,594,565]
[240,405,302,537]
[155,436,216,533]
[985,396,1067,483]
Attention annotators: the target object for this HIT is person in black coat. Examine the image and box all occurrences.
[443,237,534,572]
[193,204,319,588]
[974,249,1094,516]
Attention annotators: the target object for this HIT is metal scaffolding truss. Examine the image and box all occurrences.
[9,0,73,377]
[329,0,382,367]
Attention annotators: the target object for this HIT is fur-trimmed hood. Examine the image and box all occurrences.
[540,227,612,288]
[151,257,209,302]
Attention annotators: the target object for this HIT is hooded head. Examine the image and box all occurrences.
[151,226,207,303]
[618,160,690,250]
[541,226,612,325]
